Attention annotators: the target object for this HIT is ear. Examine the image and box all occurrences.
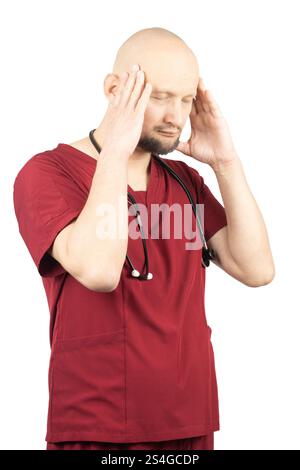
[103,73,120,102]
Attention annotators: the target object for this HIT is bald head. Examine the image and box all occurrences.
[99,28,200,156]
[110,27,199,99]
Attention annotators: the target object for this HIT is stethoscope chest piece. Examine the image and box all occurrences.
[201,247,216,268]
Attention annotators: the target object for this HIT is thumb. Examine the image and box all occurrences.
[176,141,190,156]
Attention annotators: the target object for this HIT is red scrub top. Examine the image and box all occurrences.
[13,143,227,444]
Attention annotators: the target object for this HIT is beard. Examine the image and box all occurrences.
[137,132,180,155]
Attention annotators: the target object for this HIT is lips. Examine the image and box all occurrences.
[159,131,178,136]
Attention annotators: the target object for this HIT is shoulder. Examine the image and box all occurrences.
[14,147,65,189]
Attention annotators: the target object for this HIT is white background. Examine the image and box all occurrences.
[1,0,299,450]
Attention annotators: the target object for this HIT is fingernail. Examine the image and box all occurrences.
[132,64,139,71]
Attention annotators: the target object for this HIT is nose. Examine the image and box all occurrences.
[162,101,184,129]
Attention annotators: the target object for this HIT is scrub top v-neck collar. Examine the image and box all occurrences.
[56,143,163,206]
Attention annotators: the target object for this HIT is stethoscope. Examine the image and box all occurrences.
[89,129,215,280]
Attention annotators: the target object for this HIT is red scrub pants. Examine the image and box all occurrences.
[46,433,214,450]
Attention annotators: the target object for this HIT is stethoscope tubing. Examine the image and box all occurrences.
[89,129,215,281]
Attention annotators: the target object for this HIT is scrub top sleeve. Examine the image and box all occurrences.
[187,165,228,242]
[13,155,84,278]
[201,182,228,241]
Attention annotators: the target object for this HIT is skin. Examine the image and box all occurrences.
[69,27,275,286]
[70,27,199,189]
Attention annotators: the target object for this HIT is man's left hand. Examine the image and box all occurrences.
[176,76,238,168]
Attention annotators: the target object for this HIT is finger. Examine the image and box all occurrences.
[197,76,219,115]
[129,69,144,107]
[198,77,214,113]
[204,89,223,118]
[190,98,197,117]
[198,76,206,92]
[194,77,207,113]
[119,65,140,107]
[135,81,152,115]
[193,95,203,113]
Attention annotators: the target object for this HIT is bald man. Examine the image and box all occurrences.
[70,28,200,184]
[13,26,274,451]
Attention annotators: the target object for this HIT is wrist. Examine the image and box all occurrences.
[210,153,240,176]
[99,146,130,163]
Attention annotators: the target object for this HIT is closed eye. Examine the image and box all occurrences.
[152,96,193,104]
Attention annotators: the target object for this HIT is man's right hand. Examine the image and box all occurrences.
[100,63,152,159]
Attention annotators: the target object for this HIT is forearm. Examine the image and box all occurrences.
[211,152,275,283]
[67,147,129,288]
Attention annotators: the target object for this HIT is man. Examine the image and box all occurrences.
[13,27,275,451]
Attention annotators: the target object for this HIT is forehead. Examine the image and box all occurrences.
[139,55,199,97]
[151,87,195,98]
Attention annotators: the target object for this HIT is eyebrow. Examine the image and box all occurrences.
[152,88,195,98]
